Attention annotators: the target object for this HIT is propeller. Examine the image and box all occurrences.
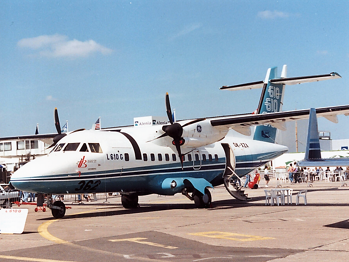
[48,108,67,148]
[161,93,205,169]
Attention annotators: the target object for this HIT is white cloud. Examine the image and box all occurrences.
[258,10,290,19]
[317,50,328,55]
[169,23,202,41]
[18,34,113,58]
[46,95,56,101]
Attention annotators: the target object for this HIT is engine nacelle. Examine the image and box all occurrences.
[181,120,226,148]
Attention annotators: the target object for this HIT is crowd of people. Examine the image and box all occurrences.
[242,163,349,189]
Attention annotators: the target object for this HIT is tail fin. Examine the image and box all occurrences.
[298,108,349,167]
[221,65,341,143]
[253,65,287,143]
[304,108,322,160]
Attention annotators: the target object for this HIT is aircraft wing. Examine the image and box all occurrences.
[298,158,349,167]
[210,104,349,134]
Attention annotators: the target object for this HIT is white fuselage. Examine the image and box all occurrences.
[10,126,288,195]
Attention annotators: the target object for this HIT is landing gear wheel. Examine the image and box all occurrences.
[121,194,139,209]
[51,201,66,219]
[193,189,212,208]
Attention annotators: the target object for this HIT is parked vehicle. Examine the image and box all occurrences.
[0,184,19,208]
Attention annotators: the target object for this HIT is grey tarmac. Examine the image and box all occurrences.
[1,178,349,262]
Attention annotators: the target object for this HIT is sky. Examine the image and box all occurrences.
[1,0,349,140]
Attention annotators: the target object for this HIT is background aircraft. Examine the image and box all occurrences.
[298,108,349,167]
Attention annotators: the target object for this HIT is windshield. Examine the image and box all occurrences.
[63,143,80,152]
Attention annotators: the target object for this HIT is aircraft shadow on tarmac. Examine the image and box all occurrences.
[325,219,349,230]
[36,187,349,221]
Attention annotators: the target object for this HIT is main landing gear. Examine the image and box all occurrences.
[182,188,212,208]
[121,193,139,208]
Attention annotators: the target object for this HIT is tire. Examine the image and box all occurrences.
[121,194,139,209]
[51,201,66,219]
[194,189,212,208]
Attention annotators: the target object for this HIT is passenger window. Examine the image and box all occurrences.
[125,153,129,161]
[202,154,206,162]
[208,154,212,161]
[158,154,162,161]
[214,154,218,161]
[188,154,192,162]
[80,143,89,152]
[172,154,176,161]
[195,154,199,161]
[165,154,169,161]
[143,153,148,161]
[150,153,155,161]
[64,143,80,151]
[89,143,103,153]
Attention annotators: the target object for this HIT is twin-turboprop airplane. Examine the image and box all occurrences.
[10,65,349,218]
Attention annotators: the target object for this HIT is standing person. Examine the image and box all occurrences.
[288,163,294,183]
[77,194,82,204]
[29,192,35,202]
[23,191,29,203]
[244,172,251,188]
[264,165,270,187]
[293,162,299,183]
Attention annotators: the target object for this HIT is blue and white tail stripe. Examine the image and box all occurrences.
[253,66,286,143]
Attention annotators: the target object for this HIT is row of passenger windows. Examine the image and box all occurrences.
[142,153,219,162]
[52,143,103,153]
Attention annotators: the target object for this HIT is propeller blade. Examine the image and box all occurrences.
[54,108,61,135]
[165,93,174,125]
[173,138,183,169]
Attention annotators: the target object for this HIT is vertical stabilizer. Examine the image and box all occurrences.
[253,66,286,143]
[304,108,322,160]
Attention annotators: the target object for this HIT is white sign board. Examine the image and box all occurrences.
[0,209,28,234]
[134,116,169,127]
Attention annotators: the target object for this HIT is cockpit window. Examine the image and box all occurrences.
[80,143,89,152]
[89,143,103,153]
[63,143,80,152]
[53,143,65,152]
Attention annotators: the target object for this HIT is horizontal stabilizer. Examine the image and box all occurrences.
[220,81,264,91]
[298,158,349,167]
[270,72,341,85]
[220,72,340,91]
